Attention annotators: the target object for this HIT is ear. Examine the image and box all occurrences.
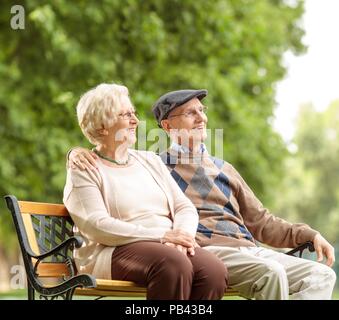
[97,128,109,136]
[161,119,171,133]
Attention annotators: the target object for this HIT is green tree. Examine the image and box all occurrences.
[0,0,305,288]
[272,101,339,283]
[273,101,339,243]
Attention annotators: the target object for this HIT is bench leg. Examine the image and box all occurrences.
[27,281,35,300]
[65,287,76,300]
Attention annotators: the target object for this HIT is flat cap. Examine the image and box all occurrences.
[152,89,208,126]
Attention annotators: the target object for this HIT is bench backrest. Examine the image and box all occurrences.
[5,195,73,279]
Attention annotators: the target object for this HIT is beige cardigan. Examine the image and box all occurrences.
[63,149,199,279]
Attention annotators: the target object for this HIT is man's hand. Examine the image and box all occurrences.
[68,147,98,171]
[313,233,335,267]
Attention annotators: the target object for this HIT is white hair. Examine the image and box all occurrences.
[76,83,129,144]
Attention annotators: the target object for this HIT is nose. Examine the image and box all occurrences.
[130,112,139,124]
[196,110,206,122]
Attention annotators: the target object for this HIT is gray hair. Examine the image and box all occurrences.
[76,83,129,144]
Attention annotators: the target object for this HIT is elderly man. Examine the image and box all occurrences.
[68,89,336,300]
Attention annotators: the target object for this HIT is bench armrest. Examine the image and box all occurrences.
[29,236,84,279]
[285,241,315,258]
[29,236,83,261]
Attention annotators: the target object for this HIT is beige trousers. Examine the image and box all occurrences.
[204,245,336,300]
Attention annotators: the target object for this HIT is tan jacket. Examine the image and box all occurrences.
[63,149,198,279]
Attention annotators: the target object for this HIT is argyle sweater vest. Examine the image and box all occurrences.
[159,149,256,247]
[159,148,318,248]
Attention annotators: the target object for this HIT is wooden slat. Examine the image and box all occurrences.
[75,288,146,297]
[18,201,69,216]
[95,279,146,292]
[36,263,71,278]
[22,214,40,256]
[223,289,242,296]
[75,289,242,298]
[77,278,240,297]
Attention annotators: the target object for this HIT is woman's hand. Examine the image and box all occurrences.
[163,241,200,256]
[162,229,195,247]
[69,147,98,171]
[161,230,200,256]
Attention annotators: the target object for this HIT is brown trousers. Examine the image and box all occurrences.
[111,241,228,300]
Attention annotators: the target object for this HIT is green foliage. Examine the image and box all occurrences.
[273,101,339,243]
[0,0,305,248]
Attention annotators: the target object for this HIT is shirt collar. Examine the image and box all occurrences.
[170,142,207,155]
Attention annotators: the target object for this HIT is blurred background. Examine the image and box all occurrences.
[0,0,338,298]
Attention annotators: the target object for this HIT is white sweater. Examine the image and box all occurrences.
[63,149,198,279]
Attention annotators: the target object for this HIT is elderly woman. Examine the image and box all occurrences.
[63,83,228,300]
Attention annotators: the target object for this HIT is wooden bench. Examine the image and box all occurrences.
[4,195,314,300]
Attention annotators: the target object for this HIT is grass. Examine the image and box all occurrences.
[0,289,27,300]
[332,290,339,300]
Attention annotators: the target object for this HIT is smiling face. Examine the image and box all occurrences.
[100,94,139,148]
[161,97,208,149]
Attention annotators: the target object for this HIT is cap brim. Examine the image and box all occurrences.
[182,90,208,105]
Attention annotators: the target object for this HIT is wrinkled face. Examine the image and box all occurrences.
[107,94,139,146]
[161,98,208,147]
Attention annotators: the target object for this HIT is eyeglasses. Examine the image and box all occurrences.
[167,106,208,119]
[118,110,139,120]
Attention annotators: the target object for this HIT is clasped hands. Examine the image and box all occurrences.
[161,229,199,256]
